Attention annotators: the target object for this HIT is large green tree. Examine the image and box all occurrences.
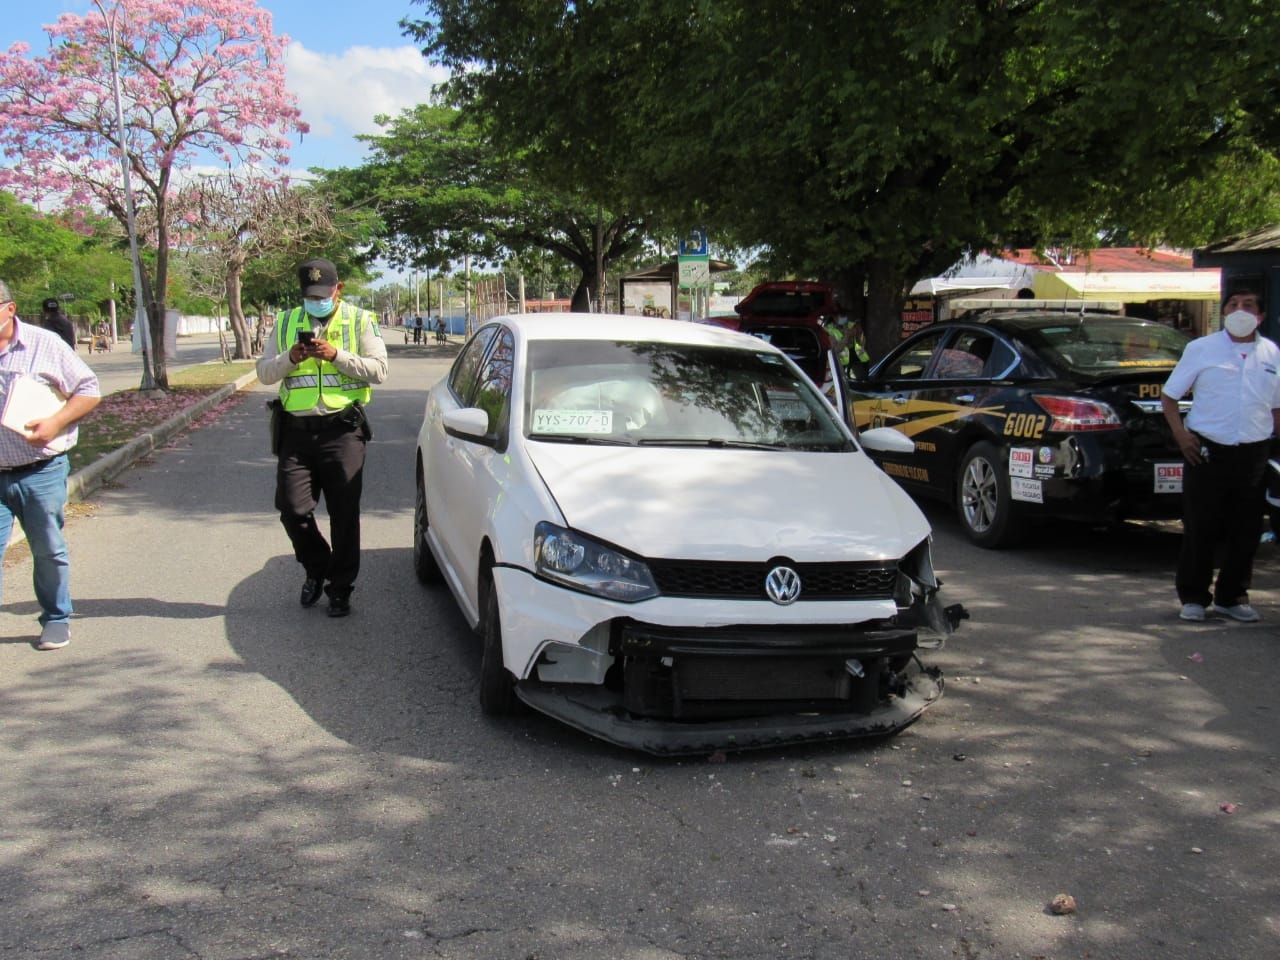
[328,103,650,311]
[408,0,1280,358]
[0,192,133,318]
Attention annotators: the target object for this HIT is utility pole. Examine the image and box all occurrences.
[464,254,472,337]
[93,0,157,392]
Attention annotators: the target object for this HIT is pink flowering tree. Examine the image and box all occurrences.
[0,0,308,389]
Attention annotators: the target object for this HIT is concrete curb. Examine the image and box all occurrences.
[67,369,261,503]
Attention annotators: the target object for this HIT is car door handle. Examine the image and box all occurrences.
[892,395,909,405]
[953,394,975,403]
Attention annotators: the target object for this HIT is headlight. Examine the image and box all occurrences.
[534,522,659,602]
[894,537,936,609]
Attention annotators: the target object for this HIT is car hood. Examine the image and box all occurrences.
[525,443,930,562]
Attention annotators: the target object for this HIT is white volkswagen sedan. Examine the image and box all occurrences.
[414,313,961,755]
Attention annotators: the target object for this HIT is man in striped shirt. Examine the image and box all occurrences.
[0,280,101,650]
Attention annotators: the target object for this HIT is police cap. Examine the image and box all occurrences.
[299,258,339,297]
[43,297,60,312]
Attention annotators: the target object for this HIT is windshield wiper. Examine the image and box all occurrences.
[636,437,784,450]
[532,434,637,446]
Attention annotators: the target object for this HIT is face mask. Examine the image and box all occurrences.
[304,297,334,319]
[1224,309,1259,338]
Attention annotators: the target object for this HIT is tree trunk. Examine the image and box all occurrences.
[224,267,252,359]
[137,267,169,391]
[832,267,867,325]
[863,258,908,364]
[149,200,172,390]
[569,274,594,312]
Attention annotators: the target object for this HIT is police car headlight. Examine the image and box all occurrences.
[534,522,659,602]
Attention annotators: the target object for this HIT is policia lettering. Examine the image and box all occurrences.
[275,304,374,412]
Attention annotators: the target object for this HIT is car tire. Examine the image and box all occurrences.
[957,441,1023,548]
[413,470,442,584]
[479,575,520,715]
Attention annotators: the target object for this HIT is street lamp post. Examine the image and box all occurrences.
[92,0,157,392]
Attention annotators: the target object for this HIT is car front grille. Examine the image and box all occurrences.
[647,559,898,601]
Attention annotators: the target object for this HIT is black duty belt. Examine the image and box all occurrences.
[288,414,346,433]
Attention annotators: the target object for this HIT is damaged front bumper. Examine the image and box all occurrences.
[517,617,949,756]
[517,657,944,756]
[493,540,965,756]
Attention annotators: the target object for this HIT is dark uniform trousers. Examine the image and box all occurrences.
[275,413,367,598]
[1176,438,1269,607]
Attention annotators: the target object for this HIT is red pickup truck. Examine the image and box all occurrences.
[702,281,842,385]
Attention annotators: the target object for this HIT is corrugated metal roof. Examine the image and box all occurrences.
[1195,225,1280,255]
[998,247,1197,272]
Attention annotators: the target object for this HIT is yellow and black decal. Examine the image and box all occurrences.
[852,397,1010,438]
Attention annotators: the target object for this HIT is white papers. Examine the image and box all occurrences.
[1,374,74,452]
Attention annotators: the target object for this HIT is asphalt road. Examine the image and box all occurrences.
[77,331,233,396]
[2,342,1277,959]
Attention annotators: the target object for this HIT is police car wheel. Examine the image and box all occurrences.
[957,441,1022,548]
[413,473,443,584]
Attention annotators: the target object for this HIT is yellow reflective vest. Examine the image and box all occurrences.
[275,303,376,412]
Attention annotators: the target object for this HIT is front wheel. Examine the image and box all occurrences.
[957,441,1022,548]
[479,576,520,715]
[412,472,442,584]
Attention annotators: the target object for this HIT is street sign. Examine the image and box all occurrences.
[679,257,710,288]
[678,229,708,258]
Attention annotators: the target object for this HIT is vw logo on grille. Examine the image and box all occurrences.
[764,566,802,605]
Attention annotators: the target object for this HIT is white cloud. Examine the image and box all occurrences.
[284,41,450,165]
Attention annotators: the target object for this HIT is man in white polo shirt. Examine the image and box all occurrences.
[1162,287,1280,622]
[0,280,101,650]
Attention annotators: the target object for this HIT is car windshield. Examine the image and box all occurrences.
[525,339,854,451]
[1021,319,1190,374]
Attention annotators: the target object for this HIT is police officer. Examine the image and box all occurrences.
[255,258,389,617]
[1161,287,1280,623]
[40,298,77,350]
[823,314,870,372]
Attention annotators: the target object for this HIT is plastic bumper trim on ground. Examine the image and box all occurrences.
[514,661,944,756]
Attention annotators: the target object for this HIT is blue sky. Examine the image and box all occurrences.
[12,1,448,171]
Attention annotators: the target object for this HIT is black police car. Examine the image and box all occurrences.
[848,309,1192,547]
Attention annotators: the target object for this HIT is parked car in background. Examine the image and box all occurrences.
[701,280,842,387]
[847,309,1193,547]
[414,313,962,755]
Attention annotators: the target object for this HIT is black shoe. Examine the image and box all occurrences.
[300,578,324,608]
[327,594,351,618]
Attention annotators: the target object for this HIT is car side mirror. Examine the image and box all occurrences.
[859,427,915,455]
[443,407,492,440]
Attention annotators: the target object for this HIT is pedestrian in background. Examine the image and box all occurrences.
[412,314,423,344]
[255,258,388,618]
[1161,287,1280,622]
[40,297,77,350]
[0,280,101,650]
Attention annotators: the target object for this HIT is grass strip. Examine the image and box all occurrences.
[69,361,256,473]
